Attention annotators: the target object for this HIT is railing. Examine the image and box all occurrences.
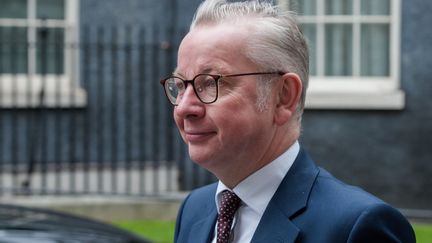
[0,25,215,197]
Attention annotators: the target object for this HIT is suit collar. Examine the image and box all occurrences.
[251,148,319,243]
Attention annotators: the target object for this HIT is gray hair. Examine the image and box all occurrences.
[190,0,309,116]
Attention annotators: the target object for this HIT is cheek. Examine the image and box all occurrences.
[217,90,258,114]
[213,106,256,137]
[216,98,274,136]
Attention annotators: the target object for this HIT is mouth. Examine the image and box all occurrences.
[184,131,216,143]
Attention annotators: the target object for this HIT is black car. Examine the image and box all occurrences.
[0,204,152,243]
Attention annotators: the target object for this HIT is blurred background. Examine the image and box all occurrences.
[0,0,431,242]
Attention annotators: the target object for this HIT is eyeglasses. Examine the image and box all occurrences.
[160,72,284,105]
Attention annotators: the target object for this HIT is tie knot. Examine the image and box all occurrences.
[220,190,241,213]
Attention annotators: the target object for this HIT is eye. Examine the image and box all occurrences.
[174,79,185,90]
[203,77,216,89]
[195,75,216,93]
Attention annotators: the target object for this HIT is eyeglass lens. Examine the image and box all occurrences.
[165,74,218,104]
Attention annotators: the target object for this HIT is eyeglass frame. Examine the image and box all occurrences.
[160,71,285,105]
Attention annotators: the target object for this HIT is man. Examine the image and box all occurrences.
[160,0,416,242]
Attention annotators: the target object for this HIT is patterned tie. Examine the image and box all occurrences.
[217,190,241,243]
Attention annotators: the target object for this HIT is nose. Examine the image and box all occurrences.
[174,85,205,119]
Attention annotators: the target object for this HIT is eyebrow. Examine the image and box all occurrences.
[172,67,222,78]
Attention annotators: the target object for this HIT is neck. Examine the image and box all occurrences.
[217,128,298,189]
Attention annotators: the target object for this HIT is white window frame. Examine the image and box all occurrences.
[0,0,86,108]
[280,0,404,110]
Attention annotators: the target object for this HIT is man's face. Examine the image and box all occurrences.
[173,24,279,178]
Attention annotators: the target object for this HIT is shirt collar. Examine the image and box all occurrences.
[215,141,300,215]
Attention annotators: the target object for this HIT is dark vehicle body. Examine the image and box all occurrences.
[0,204,152,243]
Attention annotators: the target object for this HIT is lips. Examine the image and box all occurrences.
[184,131,216,143]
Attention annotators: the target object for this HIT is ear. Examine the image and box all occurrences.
[273,73,303,126]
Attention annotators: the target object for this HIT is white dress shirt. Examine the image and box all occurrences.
[211,141,300,243]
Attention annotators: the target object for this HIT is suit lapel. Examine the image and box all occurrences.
[251,149,319,243]
[188,200,217,243]
[252,204,300,243]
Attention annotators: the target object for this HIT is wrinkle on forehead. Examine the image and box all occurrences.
[174,64,232,79]
[175,22,255,78]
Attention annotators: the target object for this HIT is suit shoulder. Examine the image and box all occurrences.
[313,167,385,208]
[306,167,407,225]
[347,203,416,242]
[297,168,415,242]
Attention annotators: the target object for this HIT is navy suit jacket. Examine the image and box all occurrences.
[174,149,416,243]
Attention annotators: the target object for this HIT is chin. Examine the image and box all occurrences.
[189,152,210,165]
[188,150,217,170]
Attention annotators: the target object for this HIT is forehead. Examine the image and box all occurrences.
[175,23,257,76]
